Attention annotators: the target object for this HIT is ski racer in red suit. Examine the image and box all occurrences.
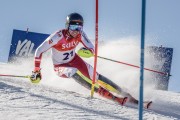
[30,13,127,105]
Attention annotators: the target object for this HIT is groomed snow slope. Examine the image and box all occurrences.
[0,77,180,120]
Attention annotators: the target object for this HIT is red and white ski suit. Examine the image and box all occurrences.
[34,29,98,80]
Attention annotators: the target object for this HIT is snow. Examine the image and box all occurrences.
[0,77,179,120]
[0,39,179,119]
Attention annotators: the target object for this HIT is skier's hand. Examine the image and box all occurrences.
[77,47,94,58]
[30,68,42,84]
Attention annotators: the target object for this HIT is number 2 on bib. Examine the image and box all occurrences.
[63,51,73,60]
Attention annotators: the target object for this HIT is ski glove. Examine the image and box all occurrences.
[77,47,94,58]
[30,68,42,84]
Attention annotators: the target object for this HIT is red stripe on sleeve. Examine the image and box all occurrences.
[34,54,42,68]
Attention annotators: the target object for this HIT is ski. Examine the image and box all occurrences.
[143,101,153,109]
[72,72,128,106]
[72,71,151,108]
[114,96,128,106]
[128,96,152,109]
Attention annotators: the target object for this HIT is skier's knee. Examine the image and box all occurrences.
[54,67,77,78]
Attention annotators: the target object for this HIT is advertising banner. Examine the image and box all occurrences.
[147,46,173,90]
[8,29,50,62]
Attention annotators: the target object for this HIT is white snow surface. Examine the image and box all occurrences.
[0,39,180,120]
[0,77,180,120]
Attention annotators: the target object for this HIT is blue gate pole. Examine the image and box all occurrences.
[139,0,146,120]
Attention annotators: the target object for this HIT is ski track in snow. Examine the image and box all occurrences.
[0,77,179,120]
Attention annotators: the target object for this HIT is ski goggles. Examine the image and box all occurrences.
[68,24,83,31]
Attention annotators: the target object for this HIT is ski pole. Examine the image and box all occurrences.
[97,56,171,76]
[0,74,30,78]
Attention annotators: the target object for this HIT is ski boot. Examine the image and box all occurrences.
[97,86,127,105]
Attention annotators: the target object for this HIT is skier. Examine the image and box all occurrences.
[30,12,127,105]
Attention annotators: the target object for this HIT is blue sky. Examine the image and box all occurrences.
[0,0,180,92]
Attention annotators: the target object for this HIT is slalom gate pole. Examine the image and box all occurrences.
[97,56,170,76]
[139,0,146,120]
[91,0,99,98]
[0,74,29,78]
